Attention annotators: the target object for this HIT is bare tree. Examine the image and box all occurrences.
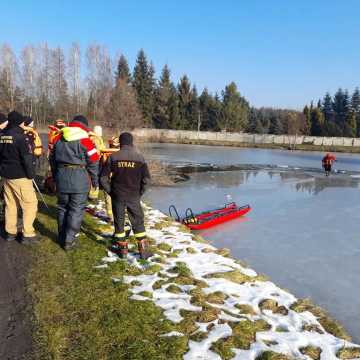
[34,43,52,126]
[50,47,69,119]
[0,44,19,111]
[105,78,144,129]
[20,45,36,116]
[286,111,306,150]
[68,42,81,115]
[85,43,113,124]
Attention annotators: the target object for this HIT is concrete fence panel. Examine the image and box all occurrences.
[273,135,285,144]
[343,138,354,147]
[133,128,360,149]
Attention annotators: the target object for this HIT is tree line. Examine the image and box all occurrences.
[303,89,360,138]
[0,42,298,133]
[1,42,357,138]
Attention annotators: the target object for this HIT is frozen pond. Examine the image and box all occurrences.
[144,143,360,342]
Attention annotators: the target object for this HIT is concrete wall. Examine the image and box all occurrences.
[133,128,360,148]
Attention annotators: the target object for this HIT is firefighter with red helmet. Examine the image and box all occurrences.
[322,153,336,176]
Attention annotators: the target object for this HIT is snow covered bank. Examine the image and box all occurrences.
[91,203,360,360]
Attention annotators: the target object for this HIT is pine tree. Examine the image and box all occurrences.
[269,113,283,134]
[247,107,257,133]
[116,54,131,83]
[132,49,155,125]
[310,107,324,136]
[220,82,249,132]
[177,75,192,130]
[332,88,347,135]
[303,105,311,134]
[153,64,174,128]
[189,86,200,130]
[199,89,220,131]
[351,88,360,136]
[168,84,181,129]
[343,110,357,137]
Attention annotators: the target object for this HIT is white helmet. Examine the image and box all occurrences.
[93,125,103,137]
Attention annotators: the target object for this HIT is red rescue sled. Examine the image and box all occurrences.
[169,202,251,230]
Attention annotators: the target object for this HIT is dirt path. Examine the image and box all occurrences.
[0,232,33,360]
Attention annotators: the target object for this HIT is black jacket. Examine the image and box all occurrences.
[49,123,100,193]
[100,145,150,197]
[0,125,36,179]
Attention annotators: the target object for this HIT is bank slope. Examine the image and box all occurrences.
[30,196,360,360]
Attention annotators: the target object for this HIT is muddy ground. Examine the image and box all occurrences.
[0,227,33,360]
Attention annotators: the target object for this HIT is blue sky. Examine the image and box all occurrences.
[1,0,359,109]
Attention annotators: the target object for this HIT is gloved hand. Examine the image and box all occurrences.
[88,187,99,200]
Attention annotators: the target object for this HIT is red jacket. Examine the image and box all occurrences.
[322,154,336,167]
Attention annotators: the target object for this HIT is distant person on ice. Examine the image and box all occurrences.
[49,115,99,250]
[322,153,336,176]
[100,132,152,259]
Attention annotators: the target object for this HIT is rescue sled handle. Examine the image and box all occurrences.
[185,207,195,220]
[169,205,181,222]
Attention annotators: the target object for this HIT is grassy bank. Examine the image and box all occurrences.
[30,196,189,359]
[29,195,360,359]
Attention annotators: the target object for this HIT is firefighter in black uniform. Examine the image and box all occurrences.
[0,113,9,223]
[100,132,152,259]
[0,111,38,243]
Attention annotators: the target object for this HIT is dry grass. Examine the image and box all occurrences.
[300,346,322,360]
[210,319,271,358]
[336,347,360,359]
[235,304,257,315]
[290,298,351,340]
[205,270,267,284]
[255,351,293,360]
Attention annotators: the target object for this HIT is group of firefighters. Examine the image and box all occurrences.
[0,111,152,259]
[0,110,339,260]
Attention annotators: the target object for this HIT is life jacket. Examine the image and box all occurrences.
[89,132,106,155]
[24,127,43,157]
[48,125,62,152]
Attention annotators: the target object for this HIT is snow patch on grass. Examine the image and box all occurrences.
[93,203,358,359]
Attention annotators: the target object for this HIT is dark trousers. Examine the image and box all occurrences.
[57,192,88,245]
[112,195,145,239]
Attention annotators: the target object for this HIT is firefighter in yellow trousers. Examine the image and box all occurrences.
[0,111,38,243]
[88,126,117,222]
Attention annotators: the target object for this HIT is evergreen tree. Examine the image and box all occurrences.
[343,110,357,137]
[269,113,283,134]
[167,84,181,129]
[303,105,311,134]
[132,49,155,125]
[116,54,131,83]
[310,107,324,136]
[177,75,192,129]
[153,64,176,128]
[351,87,360,136]
[332,88,347,135]
[220,82,249,132]
[199,89,220,131]
[188,86,200,130]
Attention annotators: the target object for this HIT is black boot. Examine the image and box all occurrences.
[5,233,17,242]
[138,239,153,260]
[22,235,40,245]
[64,241,79,251]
